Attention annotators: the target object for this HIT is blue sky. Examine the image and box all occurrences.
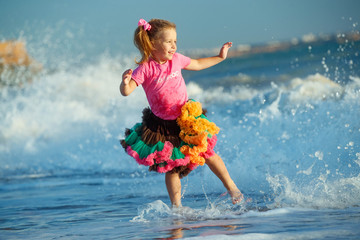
[1,0,359,54]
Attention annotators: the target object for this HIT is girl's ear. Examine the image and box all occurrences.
[150,39,158,51]
[151,39,157,47]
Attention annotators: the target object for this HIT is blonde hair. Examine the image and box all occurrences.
[134,19,176,64]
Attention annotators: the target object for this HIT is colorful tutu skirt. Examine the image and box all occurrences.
[120,100,220,178]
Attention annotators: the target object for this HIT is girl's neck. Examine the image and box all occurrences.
[151,55,167,65]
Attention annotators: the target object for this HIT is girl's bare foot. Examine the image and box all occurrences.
[229,189,244,204]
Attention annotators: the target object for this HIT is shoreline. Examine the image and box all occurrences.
[185,32,360,58]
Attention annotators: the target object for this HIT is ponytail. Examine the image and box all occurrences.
[133,19,176,65]
[134,26,153,64]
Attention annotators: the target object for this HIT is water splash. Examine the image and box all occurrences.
[267,173,360,209]
[131,198,249,223]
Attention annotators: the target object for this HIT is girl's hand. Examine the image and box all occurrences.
[185,42,232,71]
[219,42,233,59]
[122,69,133,85]
[120,69,137,96]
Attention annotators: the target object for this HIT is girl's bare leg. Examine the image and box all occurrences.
[205,153,243,204]
[165,172,182,207]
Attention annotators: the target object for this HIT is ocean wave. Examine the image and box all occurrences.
[188,73,359,106]
[0,48,359,210]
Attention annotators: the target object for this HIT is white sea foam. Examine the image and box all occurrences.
[189,73,358,108]
[131,200,172,223]
[131,197,250,223]
[187,82,259,104]
[267,173,360,209]
[0,55,146,153]
[287,73,344,102]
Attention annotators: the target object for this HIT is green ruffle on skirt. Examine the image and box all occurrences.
[125,123,187,165]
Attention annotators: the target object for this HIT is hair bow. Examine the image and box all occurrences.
[138,19,151,31]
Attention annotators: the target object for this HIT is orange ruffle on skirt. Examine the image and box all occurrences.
[177,100,220,166]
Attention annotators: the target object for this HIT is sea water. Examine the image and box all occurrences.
[1,22,360,240]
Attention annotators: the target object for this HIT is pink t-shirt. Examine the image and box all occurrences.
[132,53,191,120]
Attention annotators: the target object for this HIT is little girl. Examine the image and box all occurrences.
[120,18,243,207]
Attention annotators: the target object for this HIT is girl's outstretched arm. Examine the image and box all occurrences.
[185,42,232,71]
[120,69,138,96]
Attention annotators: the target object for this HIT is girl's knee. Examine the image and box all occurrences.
[205,153,220,164]
[165,171,181,183]
[166,171,180,178]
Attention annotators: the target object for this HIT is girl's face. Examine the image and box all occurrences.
[151,28,177,64]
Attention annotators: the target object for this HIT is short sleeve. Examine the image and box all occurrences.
[175,53,191,69]
[131,64,146,86]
